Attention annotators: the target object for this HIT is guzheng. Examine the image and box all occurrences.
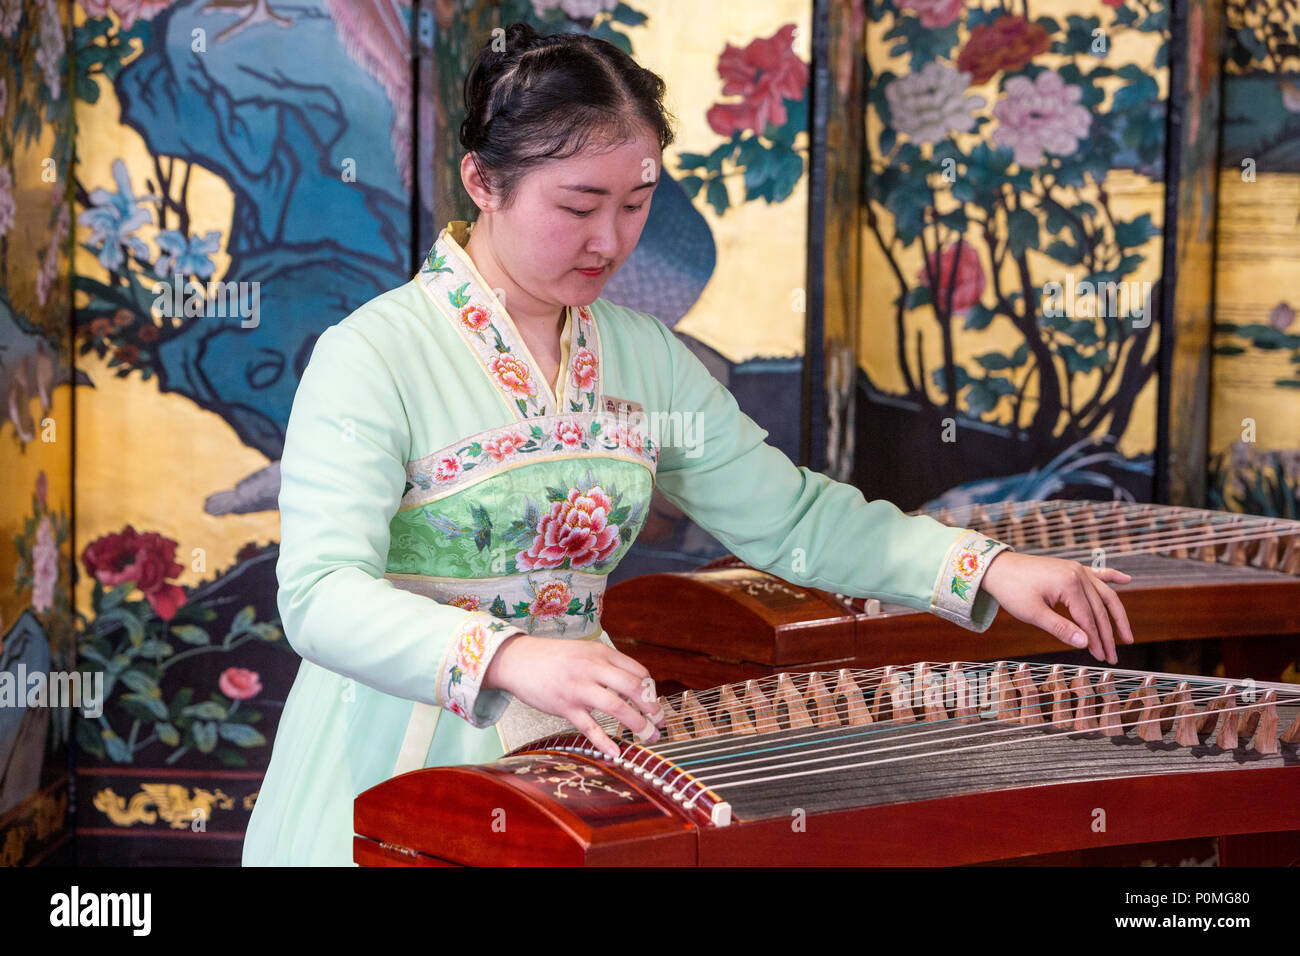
[603,501,1300,690]
[354,660,1300,866]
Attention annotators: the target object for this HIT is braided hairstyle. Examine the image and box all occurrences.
[460,22,676,210]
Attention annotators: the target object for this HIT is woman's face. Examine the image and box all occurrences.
[469,125,661,314]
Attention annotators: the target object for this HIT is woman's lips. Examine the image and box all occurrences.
[575,265,606,277]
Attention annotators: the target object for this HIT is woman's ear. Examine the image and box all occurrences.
[460,152,497,213]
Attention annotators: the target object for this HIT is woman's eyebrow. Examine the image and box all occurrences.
[558,181,657,195]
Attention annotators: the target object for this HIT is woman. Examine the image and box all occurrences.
[242,22,1132,866]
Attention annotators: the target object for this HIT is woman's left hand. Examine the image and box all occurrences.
[979,551,1134,665]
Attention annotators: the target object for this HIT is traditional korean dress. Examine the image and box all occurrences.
[241,220,1011,866]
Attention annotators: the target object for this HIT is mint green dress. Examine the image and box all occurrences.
[241,220,1010,866]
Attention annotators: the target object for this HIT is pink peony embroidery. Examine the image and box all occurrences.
[432,455,462,482]
[459,303,492,334]
[455,622,489,680]
[491,353,537,400]
[483,431,527,461]
[447,594,482,612]
[446,699,469,720]
[569,347,598,392]
[611,424,646,456]
[954,549,983,578]
[553,420,585,448]
[529,580,573,619]
[517,485,620,571]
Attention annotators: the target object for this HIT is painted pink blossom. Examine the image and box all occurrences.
[991,70,1091,167]
[219,667,262,700]
[0,0,21,39]
[918,242,985,315]
[32,516,58,613]
[517,485,620,571]
[707,24,809,137]
[0,167,14,237]
[1270,302,1295,331]
[553,420,585,448]
[898,0,963,29]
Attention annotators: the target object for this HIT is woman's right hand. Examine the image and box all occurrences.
[482,634,665,759]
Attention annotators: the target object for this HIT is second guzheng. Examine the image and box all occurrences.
[354,660,1300,865]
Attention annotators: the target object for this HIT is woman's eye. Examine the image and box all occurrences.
[624,204,645,213]
[566,208,595,218]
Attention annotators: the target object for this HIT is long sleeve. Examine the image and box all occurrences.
[275,322,524,726]
[647,319,1011,632]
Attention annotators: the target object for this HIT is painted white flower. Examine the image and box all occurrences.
[992,70,1091,168]
[885,61,986,146]
[32,516,58,613]
[0,167,15,237]
[530,0,618,19]
[34,0,66,101]
[0,0,21,39]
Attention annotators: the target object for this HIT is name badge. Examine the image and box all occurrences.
[602,395,645,425]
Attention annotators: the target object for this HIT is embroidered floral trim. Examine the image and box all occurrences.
[400,410,658,511]
[929,529,1012,632]
[387,570,608,639]
[433,613,524,727]
[417,223,601,418]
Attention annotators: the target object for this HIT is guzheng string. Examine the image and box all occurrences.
[917,501,1300,566]
[595,662,1300,810]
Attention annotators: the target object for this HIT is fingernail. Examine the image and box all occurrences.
[1071,632,1088,647]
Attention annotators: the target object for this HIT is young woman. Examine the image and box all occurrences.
[242,22,1132,866]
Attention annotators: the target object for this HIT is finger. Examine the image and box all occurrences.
[587,686,661,744]
[1093,567,1131,581]
[595,644,654,684]
[594,664,664,726]
[1031,607,1092,653]
[1090,572,1135,645]
[1056,572,1103,659]
[568,709,622,760]
[1078,574,1117,665]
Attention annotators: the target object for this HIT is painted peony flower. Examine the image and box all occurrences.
[956,15,1050,85]
[707,24,809,137]
[898,0,963,29]
[32,516,58,613]
[992,70,1091,167]
[885,61,986,145]
[917,242,985,315]
[219,667,262,700]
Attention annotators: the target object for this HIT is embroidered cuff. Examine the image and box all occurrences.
[929,529,1013,633]
[435,613,524,728]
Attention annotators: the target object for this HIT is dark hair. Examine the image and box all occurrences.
[460,22,676,210]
